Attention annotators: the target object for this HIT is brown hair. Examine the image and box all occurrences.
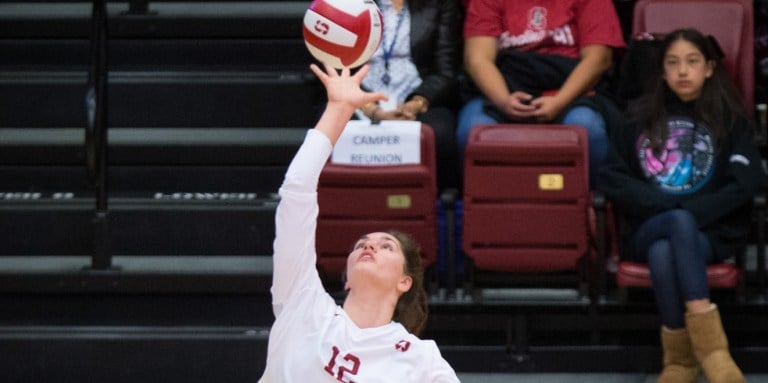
[387,230,429,336]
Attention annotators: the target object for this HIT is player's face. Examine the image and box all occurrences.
[346,232,411,294]
[662,39,713,102]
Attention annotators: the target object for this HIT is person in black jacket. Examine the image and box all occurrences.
[358,0,463,192]
[599,29,766,383]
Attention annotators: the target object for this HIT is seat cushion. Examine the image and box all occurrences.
[616,260,742,289]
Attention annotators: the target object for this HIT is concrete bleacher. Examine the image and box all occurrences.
[0,3,309,380]
[1,1,768,382]
[0,1,318,267]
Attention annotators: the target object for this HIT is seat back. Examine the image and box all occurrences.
[462,124,590,273]
[316,124,437,278]
[632,0,754,112]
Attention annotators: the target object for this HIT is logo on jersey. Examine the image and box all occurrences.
[395,340,411,352]
[637,116,716,194]
[527,6,548,31]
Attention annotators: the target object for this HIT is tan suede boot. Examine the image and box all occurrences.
[657,327,700,383]
[685,304,744,383]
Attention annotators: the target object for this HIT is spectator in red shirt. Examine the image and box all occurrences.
[457,0,625,186]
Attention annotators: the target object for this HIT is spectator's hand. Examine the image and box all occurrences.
[498,91,536,120]
[530,95,566,122]
[395,101,421,120]
[376,109,411,121]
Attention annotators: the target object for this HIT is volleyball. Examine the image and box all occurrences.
[302,0,383,69]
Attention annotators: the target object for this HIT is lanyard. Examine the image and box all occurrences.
[381,4,407,85]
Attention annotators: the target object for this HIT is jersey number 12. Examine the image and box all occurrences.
[324,345,360,382]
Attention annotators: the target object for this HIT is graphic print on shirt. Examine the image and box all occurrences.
[498,6,575,51]
[636,115,716,194]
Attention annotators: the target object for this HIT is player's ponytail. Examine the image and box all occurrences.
[388,230,429,336]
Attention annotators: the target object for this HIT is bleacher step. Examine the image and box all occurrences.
[0,255,273,293]
[0,325,269,383]
[0,197,279,257]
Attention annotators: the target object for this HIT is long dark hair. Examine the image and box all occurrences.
[630,28,748,151]
[387,230,428,336]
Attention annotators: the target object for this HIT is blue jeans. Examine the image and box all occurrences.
[632,209,712,329]
[456,97,608,187]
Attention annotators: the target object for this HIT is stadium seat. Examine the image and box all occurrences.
[462,124,591,294]
[316,123,438,289]
[610,0,756,298]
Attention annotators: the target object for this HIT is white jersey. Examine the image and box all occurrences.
[259,129,459,383]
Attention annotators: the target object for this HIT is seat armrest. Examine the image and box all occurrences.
[591,191,608,300]
[440,188,459,209]
[438,188,460,298]
[754,192,767,300]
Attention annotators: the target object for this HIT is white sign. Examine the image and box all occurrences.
[331,120,421,165]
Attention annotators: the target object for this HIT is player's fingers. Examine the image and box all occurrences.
[352,65,370,81]
[325,62,340,76]
[310,64,328,83]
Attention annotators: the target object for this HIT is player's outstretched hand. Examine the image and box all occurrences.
[310,63,387,111]
[310,63,388,145]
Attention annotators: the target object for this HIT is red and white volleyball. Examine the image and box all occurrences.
[303,0,383,69]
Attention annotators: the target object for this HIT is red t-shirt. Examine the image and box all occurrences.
[464,0,626,58]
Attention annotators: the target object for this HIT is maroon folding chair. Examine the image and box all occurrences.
[462,124,591,293]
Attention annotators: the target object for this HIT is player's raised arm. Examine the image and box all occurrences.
[270,63,387,311]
